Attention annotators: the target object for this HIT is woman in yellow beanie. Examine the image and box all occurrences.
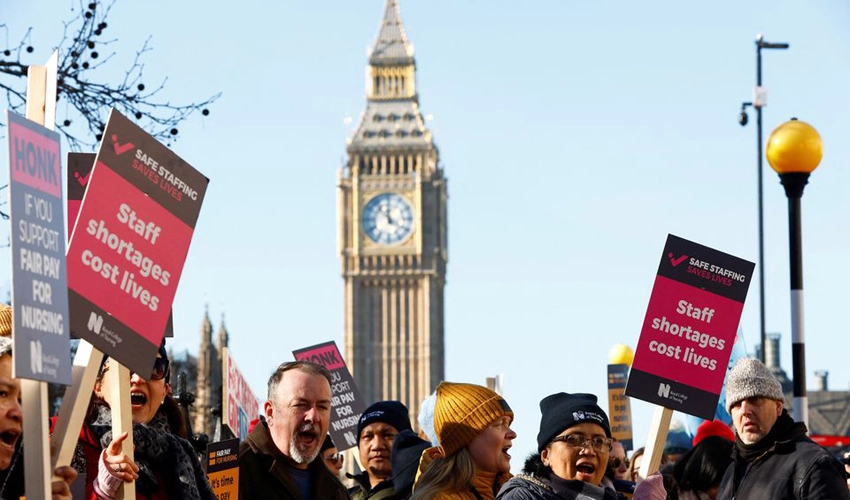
[410,382,516,500]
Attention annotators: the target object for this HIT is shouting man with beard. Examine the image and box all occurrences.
[240,360,348,499]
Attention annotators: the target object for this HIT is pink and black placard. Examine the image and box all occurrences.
[67,152,174,338]
[625,234,754,419]
[65,109,207,376]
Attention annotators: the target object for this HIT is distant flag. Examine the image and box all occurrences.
[685,326,748,437]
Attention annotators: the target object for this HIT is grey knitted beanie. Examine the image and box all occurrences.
[725,358,784,412]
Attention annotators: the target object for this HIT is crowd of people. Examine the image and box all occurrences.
[0,300,847,499]
[237,356,849,500]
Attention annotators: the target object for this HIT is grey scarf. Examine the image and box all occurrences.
[75,404,214,499]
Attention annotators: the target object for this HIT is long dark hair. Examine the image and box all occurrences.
[672,436,733,493]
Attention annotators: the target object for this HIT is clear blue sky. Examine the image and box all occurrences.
[4,0,850,463]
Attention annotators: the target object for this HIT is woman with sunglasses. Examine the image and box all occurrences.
[320,433,345,478]
[72,341,214,500]
[497,393,619,500]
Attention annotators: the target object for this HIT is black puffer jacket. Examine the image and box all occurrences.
[717,412,849,500]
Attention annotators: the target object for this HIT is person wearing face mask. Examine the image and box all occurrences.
[498,393,619,500]
[410,382,516,500]
[71,340,215,500]
[239,360,348,500]
[716,358,848,500]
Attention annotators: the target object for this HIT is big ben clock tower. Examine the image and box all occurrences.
[337,0,447,422]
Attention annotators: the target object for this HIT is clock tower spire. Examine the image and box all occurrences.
[338,0,447,424]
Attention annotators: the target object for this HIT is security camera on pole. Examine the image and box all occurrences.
[738,34,789,365]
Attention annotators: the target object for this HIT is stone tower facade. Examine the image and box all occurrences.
[337,0,447,424]
[193,308,228,437]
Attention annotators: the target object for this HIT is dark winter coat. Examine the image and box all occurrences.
[497,474,620,500]
[348,473,397,500]
[716,412,849,500]
[239,420,349,500]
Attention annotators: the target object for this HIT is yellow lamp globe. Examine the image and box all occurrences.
[608,344,634,366]
[766,119,823,175]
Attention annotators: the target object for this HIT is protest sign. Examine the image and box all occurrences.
[65,109,207,376]
[6,110,71,384]
[607,364,633,451]
[626,234,755,420]
[67,152,174,338]
[206,438,239,500]
[222,348,259,440]
[293,341,366,450]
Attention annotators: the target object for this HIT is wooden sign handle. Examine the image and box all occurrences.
[638,405,673,480]
[107,359,136,499]
[21,52,59,500]
[51,341,103,470]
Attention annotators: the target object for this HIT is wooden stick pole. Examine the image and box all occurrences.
[107,360,135,499]
[19,53,56,500]
[638,405,673,480]
[51,341,103,469]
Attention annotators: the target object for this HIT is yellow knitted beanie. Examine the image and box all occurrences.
[434,382,513,456]
[0,304,11,337]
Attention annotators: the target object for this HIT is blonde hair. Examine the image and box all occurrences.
[410,448,476,500]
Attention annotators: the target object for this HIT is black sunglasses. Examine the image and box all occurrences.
[610,456,629,469]
[101,356,169,381]
[148,357,169,381]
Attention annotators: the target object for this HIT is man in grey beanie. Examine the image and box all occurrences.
[716,358,848,499]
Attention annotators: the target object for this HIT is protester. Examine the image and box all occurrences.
[410,382,516,500]
[0,307,77,500]
[609,439,629,481]
[388,429,430,500]
[497,393,618,500]
[348,400,413,499]
[75,340,214,499]
[602,453,635,499]
[626,447,668,484]
[627,448,644,484]
[690,420,734,448]
[417,392,439,446]
[320,433,344,477]
[239,360,347,499]
[670,435,732,500]
[716,358,849,499]
[844,451,850,491]
[662,422,691,466]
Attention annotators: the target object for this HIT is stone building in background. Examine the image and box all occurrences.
[337,0,447,424]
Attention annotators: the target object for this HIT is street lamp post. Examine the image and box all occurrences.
[766,118,823,426]
[740,34,789,363]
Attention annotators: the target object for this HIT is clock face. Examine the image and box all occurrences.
[362,193,415,245]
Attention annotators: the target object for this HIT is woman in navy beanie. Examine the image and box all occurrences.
[498,393,618,500]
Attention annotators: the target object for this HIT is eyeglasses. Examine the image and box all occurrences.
[100,356,169,382]
[550,434,613,453]
[325,452,344,465]
[610,456,629,469]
